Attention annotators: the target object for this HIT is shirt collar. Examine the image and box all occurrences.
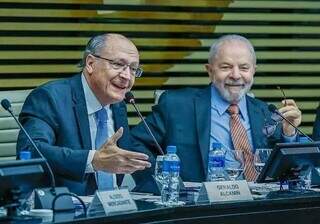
[210,83,247,119]
[81,73,109,115]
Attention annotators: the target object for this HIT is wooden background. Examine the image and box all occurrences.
[1,0,319,135]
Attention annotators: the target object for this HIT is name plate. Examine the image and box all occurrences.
[88,189,137,216]
[197,180,253,203]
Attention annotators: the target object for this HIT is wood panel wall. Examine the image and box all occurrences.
[0,0,319,135]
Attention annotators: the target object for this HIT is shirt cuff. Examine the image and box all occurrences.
[85,150,96,173]
[282,131,298,143]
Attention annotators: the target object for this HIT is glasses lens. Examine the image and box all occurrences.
[271,113,282,122]
[135,68,143,77]
[111,61,125,70]
[262,124,277,137]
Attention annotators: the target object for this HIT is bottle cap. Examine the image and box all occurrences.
[211,142,222,149]
[19,150,31,160]
[166,145,177,154]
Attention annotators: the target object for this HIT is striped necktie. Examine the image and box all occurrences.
[95,108,114,190]
[228,104,258,182]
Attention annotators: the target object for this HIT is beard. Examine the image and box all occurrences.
[214,79,253,103]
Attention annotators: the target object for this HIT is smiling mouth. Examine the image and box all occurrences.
[225,84,244,87]
[112,82,127,90]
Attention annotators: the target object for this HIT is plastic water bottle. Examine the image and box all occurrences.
[19,150,31,160]
[18,150,34,212]
[207,142,226,182]
[161,145,180,206]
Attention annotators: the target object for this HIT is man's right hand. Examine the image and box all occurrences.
[92,127,151,174]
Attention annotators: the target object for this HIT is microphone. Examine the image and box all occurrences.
[1,99,56,191]
[125,92,164,155]
[1,99,74,210]
[268,104,314,142]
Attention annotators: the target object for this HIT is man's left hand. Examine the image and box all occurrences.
[278,99,302,136]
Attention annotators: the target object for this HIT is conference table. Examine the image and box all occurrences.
[52,192,320,224]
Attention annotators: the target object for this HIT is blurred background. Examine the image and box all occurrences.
[0,0,319,135]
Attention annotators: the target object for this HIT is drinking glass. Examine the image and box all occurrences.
[295,167,313,190]
[225,150,245,181]
[155,155,165,184]
[301,169,312,190]
[254,148,272,173]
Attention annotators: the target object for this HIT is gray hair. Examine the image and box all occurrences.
[78,34,110,70]
[208,34,256,65]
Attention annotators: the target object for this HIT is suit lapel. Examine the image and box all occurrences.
[70,75,92,150]
[111,102,126,131]
[111,102,127,186]
[247,96,267,149]
[111,102,129,147]
[195,86,211,176]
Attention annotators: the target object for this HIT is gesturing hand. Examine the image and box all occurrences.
[92,127,151,174]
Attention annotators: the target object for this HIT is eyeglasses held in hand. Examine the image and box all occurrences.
[262,107,283,137]
[277,86,287,106]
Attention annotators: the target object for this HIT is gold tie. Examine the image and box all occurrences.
[228,104,258,182]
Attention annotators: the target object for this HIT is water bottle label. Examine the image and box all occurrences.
[162,160,180,172]
[170,161,180,172]
[209,156,225,167]
[20,150,31,160]
[162,160,171,172]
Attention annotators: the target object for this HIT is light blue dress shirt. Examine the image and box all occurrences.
[209,84,296,169]
[209,84,253,168]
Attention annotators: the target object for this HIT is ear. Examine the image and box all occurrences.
[253,64,257,74]
[205,63,215,81]
[85,54,95,74]
[205,63,211,73]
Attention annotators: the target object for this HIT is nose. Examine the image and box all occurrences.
[229,66,241,79]
[119,65,132,80]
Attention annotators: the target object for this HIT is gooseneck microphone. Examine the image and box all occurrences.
[125,92,164,155]
[268,104,314,142]
[1,99,56,192]
[1,99,75,211]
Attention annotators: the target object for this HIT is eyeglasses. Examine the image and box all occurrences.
[262,110,283,137]
[91,54,143,77]
[277,86,287,106]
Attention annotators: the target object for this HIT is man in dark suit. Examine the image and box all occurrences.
[17,33,151,195]
[131,34,301,190]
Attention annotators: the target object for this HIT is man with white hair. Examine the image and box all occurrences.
[131,34,301,189]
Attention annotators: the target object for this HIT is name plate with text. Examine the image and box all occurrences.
[88,189,137,216]
[197,180,253,203]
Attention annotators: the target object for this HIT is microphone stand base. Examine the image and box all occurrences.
[34,187,74,211]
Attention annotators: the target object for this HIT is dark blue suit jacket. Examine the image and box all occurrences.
[131,86,283,191]
[17,75,131,195]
